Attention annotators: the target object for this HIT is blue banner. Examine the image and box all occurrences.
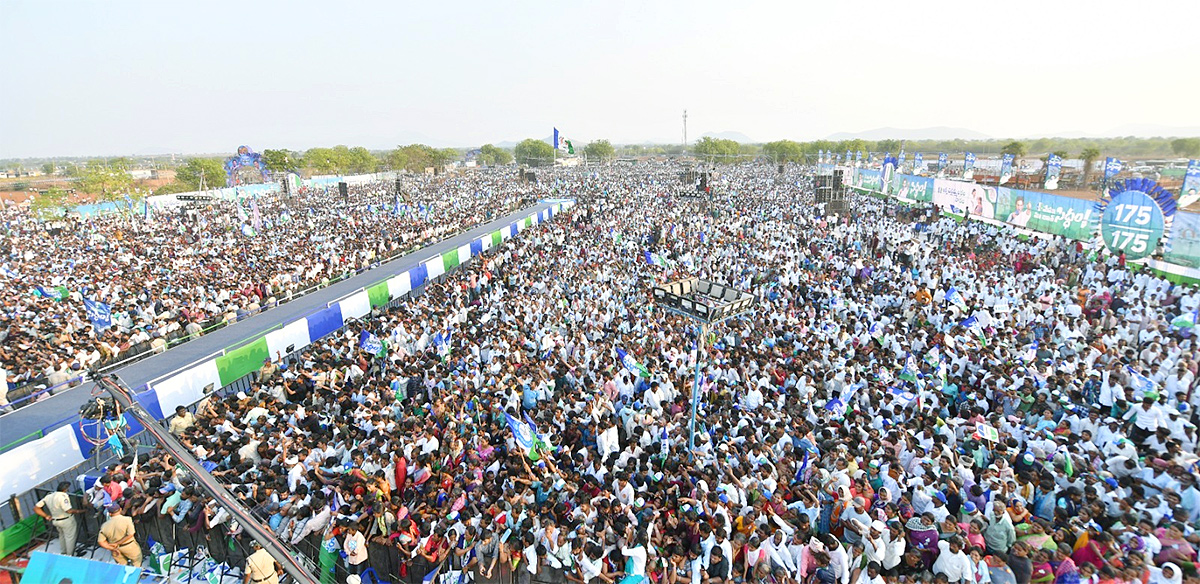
[1045,154,1063,190]
[1182,160,1200,206]
[913,153,923,175]
[83,297,112,331]
[855,151,862,164]
[937,152,948,176]
[963,152,976,179]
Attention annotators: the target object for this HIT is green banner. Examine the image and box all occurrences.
[367,281,390,308]
[524,216,533,228]
[491,230,503,248]
[442,249,460,270]
[216,337,270,387]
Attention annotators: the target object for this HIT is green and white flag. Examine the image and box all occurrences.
[1171,309,1198,329]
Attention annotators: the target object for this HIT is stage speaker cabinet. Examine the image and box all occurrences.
[281,177,290,196]
[816,186,833,204]
[338,182,348,200]
[394,178,402,193]
[778,164,784,174]
[833,169,844,184]
[698,172,708,192]
[525,171,538,184]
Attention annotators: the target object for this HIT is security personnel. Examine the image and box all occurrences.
[244,540,282,584]
[98,504,143,566]
[34,481,83,555]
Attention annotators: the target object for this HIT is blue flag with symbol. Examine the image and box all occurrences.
[945,286,967,311]
[84,297,113,331]
[358,330,384,356]
[1104,157,1122,181]
[506,413,542,460]
[1126,366,1158,396]
[616,347,651,378]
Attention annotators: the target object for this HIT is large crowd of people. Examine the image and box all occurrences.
[44,163,1200,584]
[0,173,538,407]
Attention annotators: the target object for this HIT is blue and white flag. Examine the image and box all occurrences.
[898,354,918,382]
[1126,366,1158,396]
[358,330,384,356]
[1045,153,1063,190]
[868,321,884,339]
[240,224,257,238]
[963,152,977,178]
[432,330,451,356]
[505,413,542,460]
[1171,308,1199,329]
[792,450,809,484]
[1022,340,1038,363]
[960,315,988,345]
[824,383,860,417]
[616,347,651,378]
[945,287,968,311]
[818,149,824,164]
[888,383,918,408]
[1104,157,1122,181]
[856,151,863,165]
[0,264,19,279]
[392,192,402,217]
[913,152,924,175]
[84,297,113,331]
[937,152,948,176]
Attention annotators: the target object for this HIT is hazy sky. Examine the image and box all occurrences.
[3,0,1198,158]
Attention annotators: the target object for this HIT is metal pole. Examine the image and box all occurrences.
[688,321,706,461]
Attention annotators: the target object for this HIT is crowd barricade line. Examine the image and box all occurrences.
[0,200,571,533]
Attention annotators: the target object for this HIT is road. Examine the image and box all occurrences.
[0,201,555,447]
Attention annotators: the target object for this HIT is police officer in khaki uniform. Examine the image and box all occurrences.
[34,481,83,555]
[98,504,143,566]
[243,540,283,584]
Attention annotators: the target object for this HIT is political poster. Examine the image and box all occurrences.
[933,179,994,217]
[1165,211,1200,268]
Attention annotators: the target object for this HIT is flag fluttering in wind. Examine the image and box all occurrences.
[616,348,651,378]
[1126,366,1158,396]
[84,297,113,331]
[1022,340,1038,363]
[1171,309,1198,329]
[358,330,385,357]
[898,353,918,382]
[553,128,574,154]
[36,286,69,301]
[506,413,545,461]
[960,315,988,346]
[945,287,967,311]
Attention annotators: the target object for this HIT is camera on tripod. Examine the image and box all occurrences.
[79,397,118,420]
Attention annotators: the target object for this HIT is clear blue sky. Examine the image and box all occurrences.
[2,0,1197,158]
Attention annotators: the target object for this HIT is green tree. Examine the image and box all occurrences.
[478,144,513,166]
[435,149,459,169]
[582,140,616,162]
[874,139,902,155]
[346,146,379,174]
[77,160,133,200]
[30,187,70,216]
[1080,147,1101,187]
[514,139,554,167]
[1051,150,1069,160]
[1000,141,1027,158]
[153,181,193,195]
[303,147,344,174]
[174,158,227,191]
[261,149,301,173]
[762,140,805,164]
[692,137,741,164]
[41,162,55,175]
[1172,138,1200,158]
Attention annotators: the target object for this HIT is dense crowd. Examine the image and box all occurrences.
[60,164,1200,584]
[0,172,538,407]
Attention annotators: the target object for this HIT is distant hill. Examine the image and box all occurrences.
[826,126,992,141]
[699,131,756,143]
